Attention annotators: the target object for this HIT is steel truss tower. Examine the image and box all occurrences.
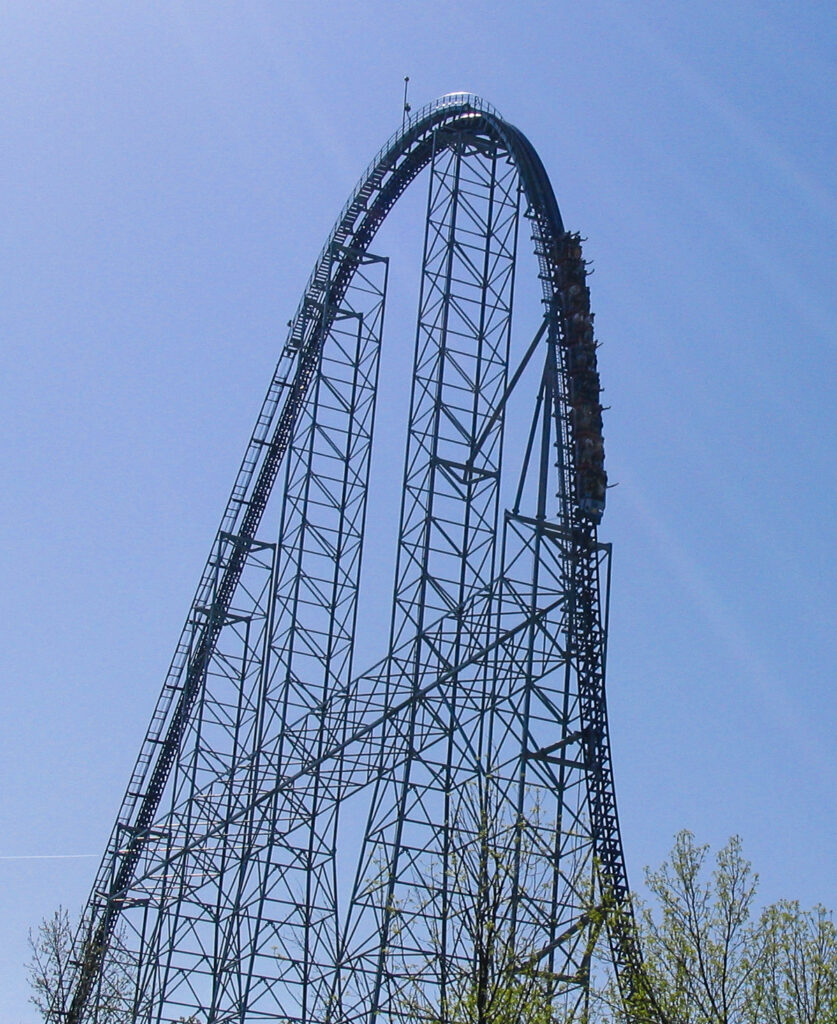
[62,94,639,1024]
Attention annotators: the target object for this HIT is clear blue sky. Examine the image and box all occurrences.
[1,2,835,1019]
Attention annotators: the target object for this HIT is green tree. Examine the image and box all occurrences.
[397,779,599,1024]
[27,905,132,1023]
[593,832,837,1024]
[629,832,765,1023]
[753,900,837,1024]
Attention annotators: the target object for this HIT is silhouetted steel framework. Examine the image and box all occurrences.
[63,94,639,1024]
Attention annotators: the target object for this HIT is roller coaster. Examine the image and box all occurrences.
[61,93,639,1024]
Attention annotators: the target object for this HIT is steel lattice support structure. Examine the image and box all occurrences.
[61,94,640,1024]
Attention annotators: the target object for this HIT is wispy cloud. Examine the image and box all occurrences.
[619,468,833,781]
[0,853,97,860]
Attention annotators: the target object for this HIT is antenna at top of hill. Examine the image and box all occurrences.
[402,75,411,128]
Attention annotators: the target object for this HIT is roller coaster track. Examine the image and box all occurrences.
[63,93,640,1024]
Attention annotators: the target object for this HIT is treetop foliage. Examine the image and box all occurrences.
[601,831,837,1024]
[27,832,837,1024]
